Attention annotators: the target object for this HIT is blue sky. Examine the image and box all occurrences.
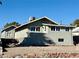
[0,0,79,28]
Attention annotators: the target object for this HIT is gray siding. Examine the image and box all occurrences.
[45,30,73,45]
[15,26,73,45]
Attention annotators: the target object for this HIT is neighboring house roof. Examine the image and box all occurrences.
[15,16,59,31]
[72,27,79,32]
[72,27,79,36]
[1,25,17,32]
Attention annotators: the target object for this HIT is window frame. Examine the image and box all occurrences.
[58,38,64,42]
[51,26,55,31]
[30,27,35,31]
[65,27,69,31]
[44,26,46,31]
[36,26,40,31]
[56,27,60,31]
[30,26,40,32]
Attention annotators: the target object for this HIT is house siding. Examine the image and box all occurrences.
[45,30,73,45]
[15,28,29,44]
[15,20,73,45]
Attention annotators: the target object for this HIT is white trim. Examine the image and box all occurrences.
[42,16,59,24]
[43,23,75,28]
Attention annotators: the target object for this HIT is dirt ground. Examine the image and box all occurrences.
[0,47,2,57]
[2,45,79,58]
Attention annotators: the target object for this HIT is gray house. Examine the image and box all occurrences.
[15,16,75,46]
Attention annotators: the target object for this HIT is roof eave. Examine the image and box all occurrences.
[15,16,59,30]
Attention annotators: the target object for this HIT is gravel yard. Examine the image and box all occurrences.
[2,45,79,58]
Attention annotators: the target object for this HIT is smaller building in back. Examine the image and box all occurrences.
[1,25,17,39]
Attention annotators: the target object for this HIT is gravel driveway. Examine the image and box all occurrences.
[2,45,79,58]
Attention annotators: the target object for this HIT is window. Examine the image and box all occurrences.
[56,27,60,31]
[65,27,69,31]
[44,26,46,31]
[58,38,64,42]
[8,32,11,37]
[51,26,55,31]
[6,32,8,36]
[30,27,35,31]
[36,27,40,31]
[30,26,40,31]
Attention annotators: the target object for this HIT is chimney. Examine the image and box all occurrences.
[29,16,36,22]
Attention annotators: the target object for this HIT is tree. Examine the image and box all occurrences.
[71,19,79,27]
[4,21,21,28]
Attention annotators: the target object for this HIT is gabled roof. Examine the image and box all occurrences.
[1,25,17,32]
[28,16,59,25]
[15,16,59,30]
